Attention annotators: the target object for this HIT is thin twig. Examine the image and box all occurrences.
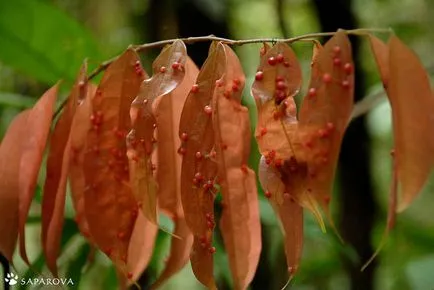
[88,28,391,82]
[351,90,386,120]
[52,28,391,118]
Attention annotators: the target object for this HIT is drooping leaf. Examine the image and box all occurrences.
[126,211,158,284]
[213,44,261,290]
[69,82,97,241]
[179,42,226,289]
[19,83,59,264]
[0,112,29,261]
[258,156,303,277]
[83,49,143,273]
[251,42,301,159]
[376,35,434,212]
[297,30,354,222]
[151,57,198,288]
[42,63,88,276]
[127,40,187,225]
[251,41,304,278]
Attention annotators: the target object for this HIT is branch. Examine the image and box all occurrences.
[52,28,392,118]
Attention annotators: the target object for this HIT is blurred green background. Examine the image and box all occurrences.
[0,0,433,289]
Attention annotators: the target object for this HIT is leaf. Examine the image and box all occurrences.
[213,44,261,290]
[0,111,29,261]
[0,92,34,108]
[126,211,158,284]
[258,156,303,277]
[83,49,143,272]
[251,42,301,159]
[69,82,97,241]
[19,83,59,264]
[127,40,187,225]
[297,30,354,224]
[251,41,305,278]
[42,63,88,276]
[179,42,227,289]
[386,36,434,211]
[0,0,101,83]
[151,57,198,288]
[66,242,91,290]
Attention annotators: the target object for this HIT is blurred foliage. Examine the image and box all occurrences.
[0,0,434,289]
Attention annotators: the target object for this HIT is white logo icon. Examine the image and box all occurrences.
[4,273,18,285]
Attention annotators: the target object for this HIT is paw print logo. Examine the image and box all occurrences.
[4,273,18,286]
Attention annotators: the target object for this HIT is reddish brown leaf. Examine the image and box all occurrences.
[151,57,198,288]
[213,44,261,290]
[368,35,389,87]
[0,112,30,261]
[251,42,301,159]
[258,156,303,277]
[42,63,88,276]
[126,211,158,284]
[386,36,434,211]
[69,83,97,241]
[297,30,354,222]
[179,42,226,289]
[19,84,59,264]
[127,40,187,225]
[83,49,143,271]
[252,42,305,277]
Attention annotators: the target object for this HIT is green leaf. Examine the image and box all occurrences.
[66,243,91,290]
[0,92,34,108]
[0,0,102,84]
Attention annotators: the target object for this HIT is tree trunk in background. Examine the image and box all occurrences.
[1,254,10,290]
[311,1,376,290]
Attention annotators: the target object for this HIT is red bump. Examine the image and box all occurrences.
[221,143,228,150]
[276,53,284,63]
[333,57,341,66]
[344,63,353,74]
[276,81,286,90]
[308,88,317,97]
[326,122,335,131]
[341,80,350,89]
[180,132,188,141]
[283,192,291,200]
[177,147,186,155]
[171,62,180,70]
[255,71,264,81]
[159,66,167,73]
[274,158,283,168]
[265,191,272,199]
[191,84,199,93]
[322,73,332,83]
[275,76,284,82]
[241,164,248,173]
[268,56,277,66]
[232,83,239,92]
[117,231,125,240]
[204,105,212,115]
[195,151,203,160]
[260,127,267,137]
[283,61,290,67]
[209,247,216,254]
[194,172,203,181]
[127,272,133,279]
[215,79,224,87]
[233,78,241,85]
[333,46,341,55]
